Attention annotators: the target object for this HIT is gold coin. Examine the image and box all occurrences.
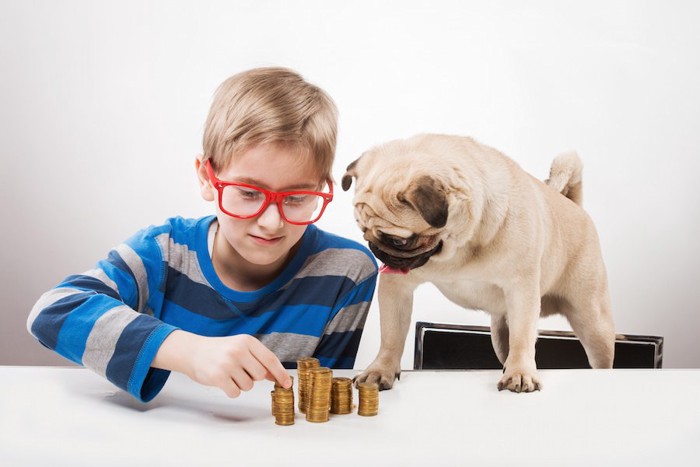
[306,367,332,423]
[296,358,320,413]
[330,377,353,414]
[357,382,379,416]
[272,381,295,426]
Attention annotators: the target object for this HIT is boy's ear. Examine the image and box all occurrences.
[195,156,216,202]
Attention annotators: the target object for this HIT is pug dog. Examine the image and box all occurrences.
[342,134,615,392]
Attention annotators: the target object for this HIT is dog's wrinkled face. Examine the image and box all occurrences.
[342,153,449,273]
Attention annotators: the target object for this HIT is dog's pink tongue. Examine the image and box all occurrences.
[379,264,410,275]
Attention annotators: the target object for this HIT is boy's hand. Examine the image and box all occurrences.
[153,330,292,398]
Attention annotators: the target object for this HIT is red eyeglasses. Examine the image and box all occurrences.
[205,160,333,225]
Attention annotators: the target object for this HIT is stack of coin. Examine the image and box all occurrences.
[272,376,295,426]
[296,357,320,413]
[330,377,353,414]
[357,382,379,416]
[305,367,333,423]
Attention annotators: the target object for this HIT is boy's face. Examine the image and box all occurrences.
[198,143,323,277]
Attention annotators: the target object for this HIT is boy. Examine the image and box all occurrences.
[27,67,378,402]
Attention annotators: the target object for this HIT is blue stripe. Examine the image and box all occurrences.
[98,252,139,310]
[160,300,334,337]
[315,329,365,368]
[59,275,121,300]
[164,265,358,320]
[274,276,357,308]
[55,294,121,363]
[105,314,164,394]
[231,274,357,315]
[31,292,91,356]
[137,368,171,403]
[165,267,243,320]
[167,216,205,247]
[335,275,376,309]
[129,324,177,402]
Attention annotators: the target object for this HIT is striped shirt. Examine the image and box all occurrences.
[27,216,377,402]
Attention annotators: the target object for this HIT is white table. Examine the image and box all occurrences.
[1,366,698,466]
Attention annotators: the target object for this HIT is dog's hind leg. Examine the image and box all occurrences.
[565,295,615,369]
[490,314,509,366]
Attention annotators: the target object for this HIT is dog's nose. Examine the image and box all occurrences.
[390,237,408,247]
[382,234,410,249]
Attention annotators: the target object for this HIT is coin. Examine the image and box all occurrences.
[357,382,379,416]
[306,367,332,423]
[330,377,353,414]
[296,357,320,413]
[272,383,295,426]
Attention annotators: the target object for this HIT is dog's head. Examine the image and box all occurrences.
[342,142,451,273]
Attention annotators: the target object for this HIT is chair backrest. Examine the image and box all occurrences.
[413,321,664,370]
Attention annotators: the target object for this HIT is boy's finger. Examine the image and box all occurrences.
[250,341,291,388]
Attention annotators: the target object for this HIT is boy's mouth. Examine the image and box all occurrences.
[250,234,283,246]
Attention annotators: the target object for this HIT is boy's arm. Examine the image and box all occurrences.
[28,225,291,401]
[27,269,176,402]
[27,228,176,402]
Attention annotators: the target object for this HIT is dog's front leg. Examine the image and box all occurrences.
[498,286,542,393]
[354,274,416,390]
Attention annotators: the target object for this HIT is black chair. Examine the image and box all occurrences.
[414,321,664,370]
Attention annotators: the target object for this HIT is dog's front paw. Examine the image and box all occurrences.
[497,367,542,393]
[354,365,401,391]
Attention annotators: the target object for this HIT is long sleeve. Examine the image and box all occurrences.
[27,225,178,402]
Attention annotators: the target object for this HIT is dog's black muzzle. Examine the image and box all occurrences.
[368,240,443,271]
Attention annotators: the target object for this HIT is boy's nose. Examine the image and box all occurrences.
[256,202,284,229]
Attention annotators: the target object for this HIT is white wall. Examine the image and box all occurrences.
[2,0,699,369]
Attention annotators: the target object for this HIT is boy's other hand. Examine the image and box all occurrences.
[153,330,292,398]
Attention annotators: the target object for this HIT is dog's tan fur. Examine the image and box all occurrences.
[343,134,615,392]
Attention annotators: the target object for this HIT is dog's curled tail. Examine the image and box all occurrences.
[545,151,583,206]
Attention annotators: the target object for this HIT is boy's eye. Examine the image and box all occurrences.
[284,194,309,205]
[236,187,264,200]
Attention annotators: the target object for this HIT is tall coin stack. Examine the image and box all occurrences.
[272,376,295,426]
[296,357,320,413]
[305,367,333,423]
[357,382,379,416]
[330,377,353,414]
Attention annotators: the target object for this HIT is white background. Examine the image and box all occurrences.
[1,0,699,369]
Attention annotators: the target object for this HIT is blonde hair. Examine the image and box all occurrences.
[203,67,338,180]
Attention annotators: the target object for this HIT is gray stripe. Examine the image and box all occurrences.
[115,243,148,313]
[155,233,211,287]
[81,268,119,294]
[257,333,320,362]
[82,305,140,377]
[323,302,370,335]
[27,288,83,333]
[294,248,376,283]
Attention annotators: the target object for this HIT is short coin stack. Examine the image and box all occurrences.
[296,357,320,413]
[271,376,295,426]
[330,377,353,414]
[306,367,333,423]
[357,382,379,416]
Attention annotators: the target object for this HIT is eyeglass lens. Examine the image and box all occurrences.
[220,185,326,223]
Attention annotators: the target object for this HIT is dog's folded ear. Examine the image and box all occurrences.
[401,176,449,228]
[341,158,360,191]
